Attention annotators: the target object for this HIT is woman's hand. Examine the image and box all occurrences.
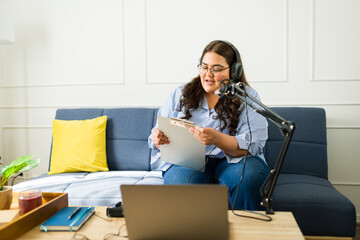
[152,128,170,149]
[189,126,219,145]
[189,126,248,157]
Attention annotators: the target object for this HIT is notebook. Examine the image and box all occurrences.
[40,206,95,232]
[121,185,229,240]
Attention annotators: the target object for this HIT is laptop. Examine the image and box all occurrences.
[121,184,229,240]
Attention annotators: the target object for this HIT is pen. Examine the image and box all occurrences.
[68,207,81,220]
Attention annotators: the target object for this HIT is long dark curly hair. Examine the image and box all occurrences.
[178,40,249,136]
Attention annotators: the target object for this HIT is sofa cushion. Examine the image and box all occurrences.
[273,174,356,236]
[49,108,106,169]
[50,108,158,171]
[49,116,109,174]
[104,108,158,171]
[12,173,89,192]
[13,171,164,206]
[265,107,328,179]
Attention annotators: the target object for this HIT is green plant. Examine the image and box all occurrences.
[0,155,40,190]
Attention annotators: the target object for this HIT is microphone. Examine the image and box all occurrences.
[216,79,243,98]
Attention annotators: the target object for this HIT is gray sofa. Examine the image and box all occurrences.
[13,107,356,238]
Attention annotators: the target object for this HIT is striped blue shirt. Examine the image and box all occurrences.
[148,84,268,171]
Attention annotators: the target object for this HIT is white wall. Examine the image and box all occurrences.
[1,0,359,219]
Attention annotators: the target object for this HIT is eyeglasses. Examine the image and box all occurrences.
[103,224,127,239]
[71,223,127,240]
[197,64,230,77]
[71,213,128,240]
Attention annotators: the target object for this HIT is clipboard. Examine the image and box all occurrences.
[157,116,206,171]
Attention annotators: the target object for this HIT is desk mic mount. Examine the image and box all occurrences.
[218,79,296,214]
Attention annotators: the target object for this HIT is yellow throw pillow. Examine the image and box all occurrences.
[48,116,109,175]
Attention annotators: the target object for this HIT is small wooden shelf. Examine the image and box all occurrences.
[0,192,68,240]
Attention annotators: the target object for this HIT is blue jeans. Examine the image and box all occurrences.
[163,156,270,210]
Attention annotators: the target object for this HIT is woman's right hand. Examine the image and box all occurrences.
[152,128,170,149]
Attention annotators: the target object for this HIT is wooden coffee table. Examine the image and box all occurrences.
[16,207,304,240]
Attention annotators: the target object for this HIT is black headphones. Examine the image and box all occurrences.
[199,40,243,80]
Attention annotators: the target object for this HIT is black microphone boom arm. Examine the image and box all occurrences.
[223,81,296,214]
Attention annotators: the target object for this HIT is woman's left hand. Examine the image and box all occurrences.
[189,126,219,145]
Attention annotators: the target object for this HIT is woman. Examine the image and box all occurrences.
[148,40,269,210]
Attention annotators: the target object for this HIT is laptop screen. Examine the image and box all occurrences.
[121,184,229,240]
